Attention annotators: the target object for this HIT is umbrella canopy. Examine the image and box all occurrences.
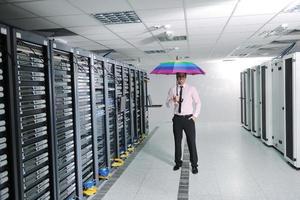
[150,61,205,75]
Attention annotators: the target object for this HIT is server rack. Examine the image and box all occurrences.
[142,72,149,135]
[240,72,246,126]
[130,68,138,143]
[0,24,17,200]
[271,60,284,153]
[105,61,118,161]
[74,49,97,196]
[250,66,261,137]
[283,52,300,168]
[136,70,142,140]
[115,64,126,155]
[241,69,251,130]
[260,62,273,146]
[49,41,79,200]
[93,55,108,172]
[11,29,56,200]
[123,66,132,148]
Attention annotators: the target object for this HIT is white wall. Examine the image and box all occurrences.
[147,58,272,126]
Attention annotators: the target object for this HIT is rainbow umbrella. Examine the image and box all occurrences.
[150,61,205,75]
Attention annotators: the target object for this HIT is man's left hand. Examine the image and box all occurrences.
[189,116,196,122]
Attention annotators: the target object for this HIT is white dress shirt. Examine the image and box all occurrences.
[166,83,201,118]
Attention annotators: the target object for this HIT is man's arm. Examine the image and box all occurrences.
[166,88,174,108]
[192,87,201,118]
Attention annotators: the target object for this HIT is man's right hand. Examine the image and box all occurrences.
[173,96,179,103]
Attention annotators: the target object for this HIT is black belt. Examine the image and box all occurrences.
[174,114,193,118]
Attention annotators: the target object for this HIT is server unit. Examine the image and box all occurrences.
[250,66,261,137]
[123,66,132,148]
[105,62,118,161]
[136,70,142,139]
[74,49,97,195]
[11,29,56,200]
[240,69,251,130]
[260,62,273,146]
[130,69,138,143]
[50,41,79,200]
[240,72,246,126]
[115,64,126,155]
[93,55,108,171]
[283,52,300,168]
[271,60,285,153]
[142,72,149,135]
[0,24,17,200]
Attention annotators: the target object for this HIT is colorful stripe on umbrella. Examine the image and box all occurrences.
[150,61,205,75]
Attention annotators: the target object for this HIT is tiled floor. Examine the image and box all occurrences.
[97,122,300,200]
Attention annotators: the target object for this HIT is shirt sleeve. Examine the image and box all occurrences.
[166,87,174,108]
[192,87,201,118]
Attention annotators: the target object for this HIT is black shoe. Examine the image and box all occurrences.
[173,164,182,171]
[192,167,198,174]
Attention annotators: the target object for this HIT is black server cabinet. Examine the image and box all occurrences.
[124,66,132,148]
[135,70,142,140]
[130,69,138,143]
[0,24,17,200]
[139,71,144,136]
[105,62,118,161]
[251,69,255,132]
[284,58,293,162]
[115,65,125,154]
[49,41,79,200]
[142,72,149,134]
[261,66,267,141]
[11,29,56,200]
[93,56,108,170]
[74,50,97,195]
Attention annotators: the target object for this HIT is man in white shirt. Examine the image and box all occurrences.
[166,73,201,174]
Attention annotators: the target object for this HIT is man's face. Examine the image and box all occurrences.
[177,73,186,85]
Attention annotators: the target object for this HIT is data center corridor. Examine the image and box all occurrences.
[93,122,300,200]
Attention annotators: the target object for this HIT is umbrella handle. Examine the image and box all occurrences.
[176,83,178,96]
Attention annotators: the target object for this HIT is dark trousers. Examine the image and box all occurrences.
[172,115,198,167]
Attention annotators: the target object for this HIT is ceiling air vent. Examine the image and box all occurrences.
[93,11,141,25]
[144,50,167,54]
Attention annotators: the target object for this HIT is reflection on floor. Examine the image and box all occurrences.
[92,122,300,200]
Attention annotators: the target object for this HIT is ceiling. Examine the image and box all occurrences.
[0,0,300,69]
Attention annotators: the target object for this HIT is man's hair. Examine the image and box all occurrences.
[176,73,187,78]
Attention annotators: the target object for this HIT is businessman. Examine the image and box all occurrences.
[166,73,201,174]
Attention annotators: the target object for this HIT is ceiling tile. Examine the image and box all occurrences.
[68,25,111,35]
[228,15,273,26]
[0,4,36,19]
[46,14,100,27]
[85,33,120,40]
[186,1,236,19]
[223,24,262,33]
[188,18,227,29]
[106,23,146,33]
[83,44,110,50]
[129,0,182,10]
[15,0,83,16]
[135,8,184,22]
[54,36,90,43]
[270,13,300,24]
[67,0,131,14]
[69,40,98,47]
[6,17,60,30]
[115,31,153,39]
[189,26,223,36]
[234,0,291,16]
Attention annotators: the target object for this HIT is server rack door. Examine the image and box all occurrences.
[131,69,138,143]
[255,66,261,136]
[93,57,108,175]
[50,42,79,200]
[277,63,285,152]
[285,58,294,161]
[106,63,118,161]
[0,24,18,200]
[143,72,149,134]
[124,67,132,147]
[271,64,279,145]
[11,29,56,200]
[251,69,255,132]
[129,68,135,145]
[74,52,96,194]
[115,65,125,155]
[261,66,267,141]
[240,72,243,124]
[136,71,141,139]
